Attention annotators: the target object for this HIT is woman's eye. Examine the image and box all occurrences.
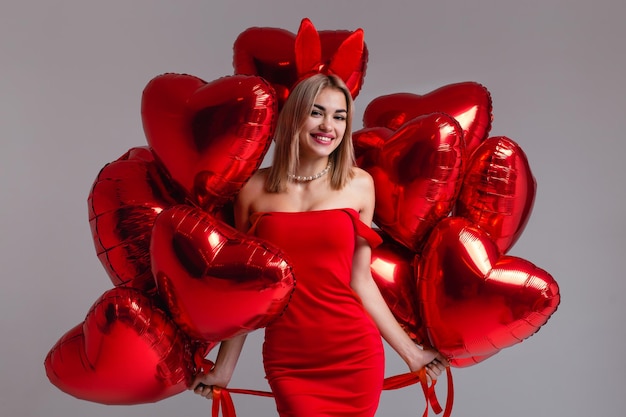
[311,110,323,116]
[334,115,346,121]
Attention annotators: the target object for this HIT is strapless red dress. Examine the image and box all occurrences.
[249,208,384,417]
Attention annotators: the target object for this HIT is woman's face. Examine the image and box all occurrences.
[298,87,347,160]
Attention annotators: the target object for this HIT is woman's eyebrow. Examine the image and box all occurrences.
[313,104,347,113]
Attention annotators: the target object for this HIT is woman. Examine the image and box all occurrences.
[192,73,448,416]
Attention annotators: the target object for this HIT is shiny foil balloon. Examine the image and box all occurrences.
[362,82,493,155]
[88,146,182,291]
[151,205,295,342]
[360,113,465,252]
[233,17,368,106]
[417,217,560,366]
[352,126,394,163]
[454,136,536,254]
[44,287,202,405]
[370,236,425,344]
[141,73,277,212]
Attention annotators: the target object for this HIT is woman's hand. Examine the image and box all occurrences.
[191,367,231,400]
[409,347,450,383]
[190,334,247,400]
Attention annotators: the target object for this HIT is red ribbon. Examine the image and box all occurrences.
[382,368,454,417]
[208,368,454,417]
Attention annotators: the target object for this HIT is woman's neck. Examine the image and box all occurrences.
[290,157,331,180]
[288,158,332,182]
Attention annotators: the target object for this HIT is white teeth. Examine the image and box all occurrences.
[313,135,332,143]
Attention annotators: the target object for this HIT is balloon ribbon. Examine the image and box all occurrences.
[209,368,453,417]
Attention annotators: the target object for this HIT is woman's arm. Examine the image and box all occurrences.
[350,170,447,380]
[351,243,446,379]
[192,334,247,398]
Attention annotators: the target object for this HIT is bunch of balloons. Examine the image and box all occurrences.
[45,17,560,406]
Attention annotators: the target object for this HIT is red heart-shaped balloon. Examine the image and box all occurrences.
[233,18,368,106]
[417,217,560,366]
[151,205,295,342]
[358,113,465,252]
[44,287,202,405]
[353,126,394,163]
[362,82,493,155]
[141,73,277,212]
[454,136,536,253]
[88,147,182,291]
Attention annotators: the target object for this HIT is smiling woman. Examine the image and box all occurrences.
[264,74,357,195]
[191,73,449,417]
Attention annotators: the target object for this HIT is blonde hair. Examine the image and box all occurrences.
[265,74,356,193]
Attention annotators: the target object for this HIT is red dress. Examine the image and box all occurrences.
[249,208,385,417]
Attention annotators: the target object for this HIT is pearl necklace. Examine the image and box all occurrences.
[288,161,332,182]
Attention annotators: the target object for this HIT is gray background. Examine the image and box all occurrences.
[2,0,624,416]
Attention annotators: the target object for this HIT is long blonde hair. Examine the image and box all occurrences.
[265,74,356,193]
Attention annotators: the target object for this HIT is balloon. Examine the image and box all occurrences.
[141,73,277,212]
[417,217,560,367]
[352,126,394,163]
[362,82,493,155]
[454,136,536,253]
[370,236,425,344]
[44,287,206,405]
[357,113,465,252]
[88,146,182,291]
[151,205,296,342]
[233,17,368,107]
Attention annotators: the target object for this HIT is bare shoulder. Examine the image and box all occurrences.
[348,167,375,221]
[234,168,268,230]
[239,168,268,201]
[350,166,375,193]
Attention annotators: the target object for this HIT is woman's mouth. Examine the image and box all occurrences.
[312,134,333,144]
